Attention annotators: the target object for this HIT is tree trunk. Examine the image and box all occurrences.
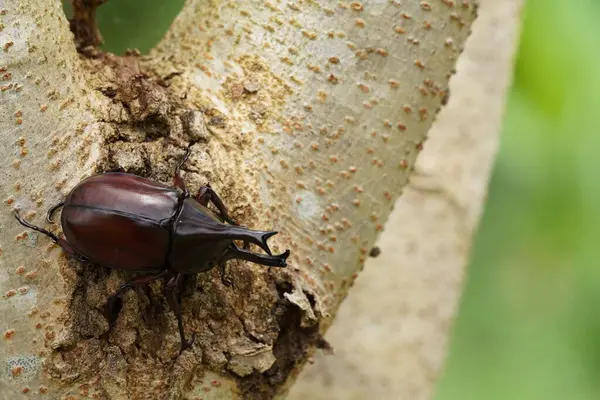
[289,0,523,398]
[0,0,477,398]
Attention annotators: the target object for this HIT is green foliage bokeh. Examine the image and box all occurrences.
[69,0,600,398]
[437,1,600,399]
[64,0,185,54]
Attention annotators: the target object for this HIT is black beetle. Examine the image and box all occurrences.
[14,150,290,351]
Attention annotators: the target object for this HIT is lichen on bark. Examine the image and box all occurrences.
[0,0,477,398]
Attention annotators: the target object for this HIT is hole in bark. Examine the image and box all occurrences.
[237,282,321,399]
[63,0,185,54]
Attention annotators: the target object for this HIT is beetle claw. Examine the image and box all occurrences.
[104,296,123,327]
[180,333,195,353]
[224,216,239,226]
[46,201,65,223]
[219,263,233,287]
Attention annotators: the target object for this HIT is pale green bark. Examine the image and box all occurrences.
[290,0,524,398]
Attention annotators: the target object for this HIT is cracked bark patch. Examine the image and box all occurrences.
[43,266,317,399]
[237,281,323,400]
[37,45,316,399]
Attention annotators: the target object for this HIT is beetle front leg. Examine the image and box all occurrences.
[196,185,238,225]
[173,147,192,196]
[105,270,169,327]
[219,263,233,287]
[165,273,195,352]
[105,167,126,173]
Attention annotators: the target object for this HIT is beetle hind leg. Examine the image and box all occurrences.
[15,210,60,242]
[165,272,195,353]
[14,210,86,261]
[46,201,65,223]
[104,270,169,327]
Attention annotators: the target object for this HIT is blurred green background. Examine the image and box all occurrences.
[63,0,185,54]
[437,1,600,399]
[69,0,600,398]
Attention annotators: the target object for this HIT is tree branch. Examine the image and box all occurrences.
[0,0,477,398]
[290,0,524,398]
[151,0,476,308]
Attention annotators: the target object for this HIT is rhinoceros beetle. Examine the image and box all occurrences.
[14,149,290,352]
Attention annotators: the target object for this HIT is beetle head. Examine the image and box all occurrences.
[171,199,290,272]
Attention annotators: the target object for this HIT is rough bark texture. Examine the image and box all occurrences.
[289,0,524,399]
[1,0,476,398]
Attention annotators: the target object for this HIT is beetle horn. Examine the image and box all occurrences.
[221,227,278,255]
[174,201,281,255]
[222,243,290,267]
[258,231,277,255]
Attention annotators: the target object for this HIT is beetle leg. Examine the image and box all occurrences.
[105,167,125,173]
[173,148,192,196]
[46,201,65,223]
[196,185,238,225]
[105,270,169,327]
[14,210,87,262]
[165,273,195,353]
[219,263,233,287]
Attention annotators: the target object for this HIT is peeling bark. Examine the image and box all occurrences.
[0,0,477,398]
